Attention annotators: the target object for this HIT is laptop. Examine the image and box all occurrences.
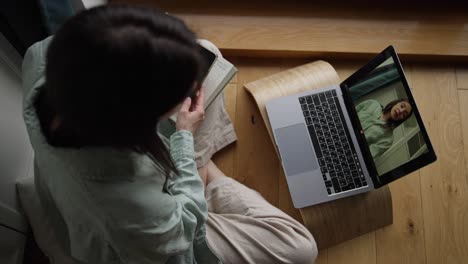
[265,46,437,208]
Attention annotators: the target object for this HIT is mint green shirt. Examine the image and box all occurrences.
[356,100,393,159]
[22,37,221,264]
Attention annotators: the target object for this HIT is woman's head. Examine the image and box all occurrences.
[382,99,413,128]
[44,5,204,173]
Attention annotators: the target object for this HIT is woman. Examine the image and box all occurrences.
[22,5,316,264]
[356,98,413,159]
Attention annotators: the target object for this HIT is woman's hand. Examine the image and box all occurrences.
[176,87,205,134]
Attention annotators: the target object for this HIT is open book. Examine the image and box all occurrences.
[169,40,237,122]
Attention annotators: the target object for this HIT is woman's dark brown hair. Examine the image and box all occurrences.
[39,5,204,175]
[382,98,413,128]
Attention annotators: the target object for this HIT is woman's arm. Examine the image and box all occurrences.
[101,133,208,263]
[166,130,208,229]
[111,94,208,262]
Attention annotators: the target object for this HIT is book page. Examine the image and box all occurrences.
[169,56,236,122]
[202,56,235,108]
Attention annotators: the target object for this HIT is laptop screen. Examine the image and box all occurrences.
[347,56,429,177]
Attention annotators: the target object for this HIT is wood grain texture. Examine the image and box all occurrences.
[301,187,392,250]
[412,66,468,264]
[456,67,468,89]
[209,60,468,264]
[244,60,393,249]
[244,60,340,148]
[103,2,468,259]
[115,0,468,60]
[314,251,328,264]
[234,59,286,205]
[459,90,468,187]
[375,173,427,264]
[327,233,376,264]
[374,66,427,264]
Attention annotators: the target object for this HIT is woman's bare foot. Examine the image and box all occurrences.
[205,160,227,185]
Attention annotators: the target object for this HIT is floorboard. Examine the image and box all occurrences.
[458,90,468,187]
[212,58,468,263]
[412,66,468,264]
[119,0,468,60]
[456,67,468,89]
[327,233,376,264]
[373,66,427,264]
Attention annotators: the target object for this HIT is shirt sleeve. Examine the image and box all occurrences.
[369,136,393,159]
[356,99,380,114]
[356,100,371,113]
[102,130,207,263]
[166,129,207,230]
[22,36,53,98]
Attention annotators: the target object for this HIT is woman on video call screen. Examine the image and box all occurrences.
[349,58,427,176]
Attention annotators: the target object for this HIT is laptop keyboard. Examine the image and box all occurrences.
[299,90,367,195]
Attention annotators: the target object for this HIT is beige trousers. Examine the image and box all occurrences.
[204,177,318,264]
[195,39,317,264]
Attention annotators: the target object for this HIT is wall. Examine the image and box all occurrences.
[0,33,31,232]
[0,33,30,264]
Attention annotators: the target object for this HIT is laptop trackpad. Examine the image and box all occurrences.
[275,124,318,176]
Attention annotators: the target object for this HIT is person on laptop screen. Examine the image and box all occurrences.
[356,98,413,159]
[349,57,424,176]
[265,45,436,208]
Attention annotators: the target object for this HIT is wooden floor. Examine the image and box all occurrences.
[212,58,468,264]
[122,0,468,61]
[113,1,468,262]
